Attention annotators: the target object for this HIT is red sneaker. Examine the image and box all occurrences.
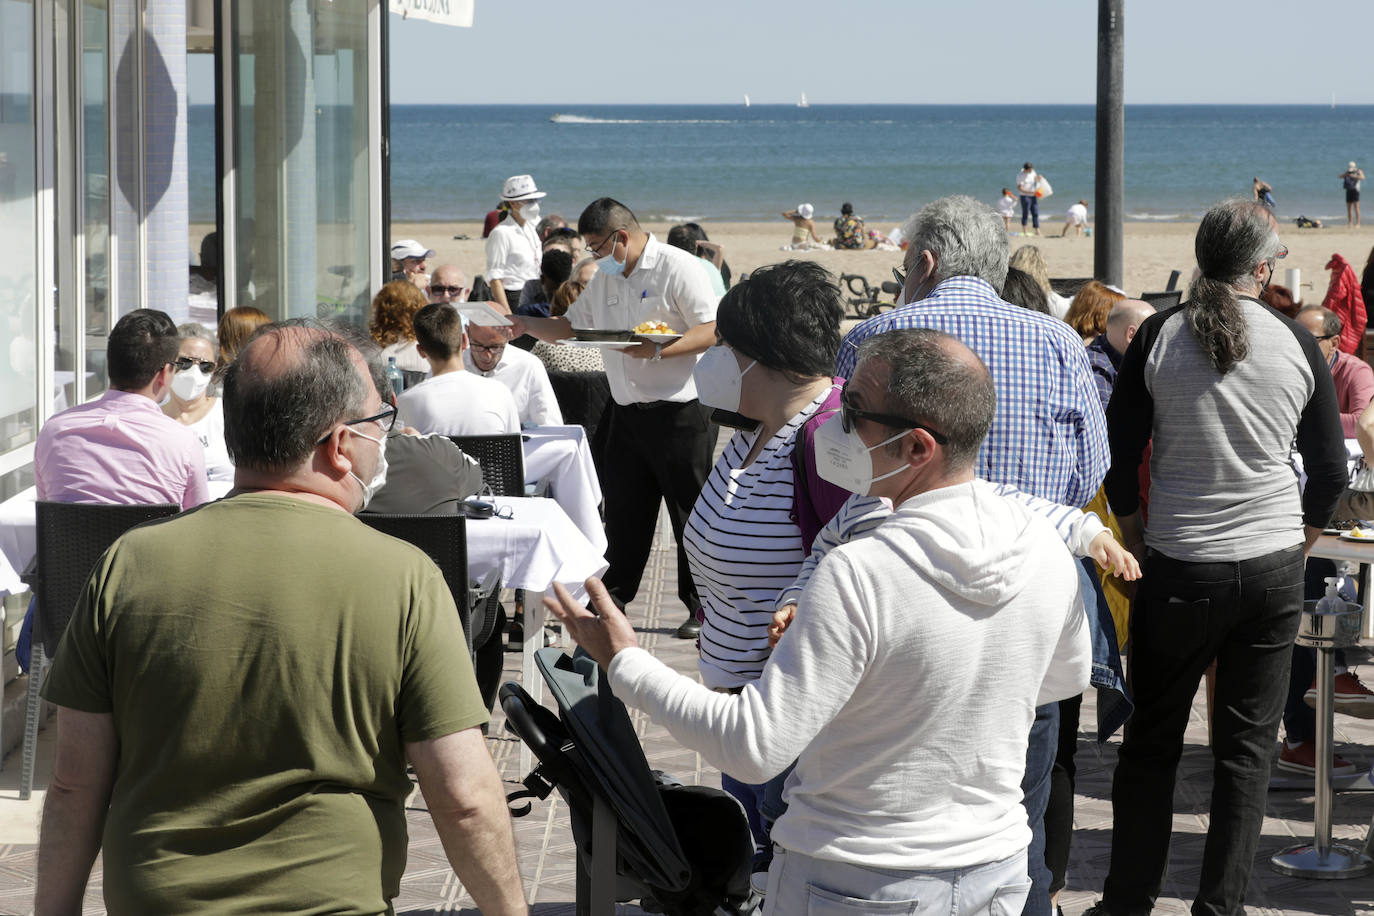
[1304,671,1374,718]
[1277,741,1356,777]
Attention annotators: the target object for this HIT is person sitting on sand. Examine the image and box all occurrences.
[782,203,826,250]
[998,188,1017,232]
[832,202,866,249]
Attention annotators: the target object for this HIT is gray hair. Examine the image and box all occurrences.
[1187,199,1282,373]
[177,322,217,350]
[901,196,1010,291]
[222,320,372,474]
[855,328,995,472]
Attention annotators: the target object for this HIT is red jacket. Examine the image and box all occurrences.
[1322,253,1367,355]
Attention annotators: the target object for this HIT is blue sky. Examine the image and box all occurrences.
[387,0,1374,105]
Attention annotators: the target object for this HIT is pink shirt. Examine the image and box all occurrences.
[1331,350,1374,438]
[36,389,210,510]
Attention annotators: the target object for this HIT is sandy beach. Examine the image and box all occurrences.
[393,219,1374,310]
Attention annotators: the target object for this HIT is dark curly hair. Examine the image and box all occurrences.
[368,280,428,347]
[716,260,842,381]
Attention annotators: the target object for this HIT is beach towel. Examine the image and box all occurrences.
[1322,252,1367,355]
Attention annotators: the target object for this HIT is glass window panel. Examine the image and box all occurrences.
[0,0,39,452]
[83,0,110,397]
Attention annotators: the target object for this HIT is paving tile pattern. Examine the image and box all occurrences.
[5,499,1374,914]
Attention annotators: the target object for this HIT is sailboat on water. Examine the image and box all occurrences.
[798,92,809,109]
[744,94,750,108]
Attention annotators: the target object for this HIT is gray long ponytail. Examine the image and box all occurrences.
[1187,200,1280,374]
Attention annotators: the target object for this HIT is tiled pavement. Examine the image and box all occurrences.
[5,506,1374,914]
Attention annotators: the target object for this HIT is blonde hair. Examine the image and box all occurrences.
[1008,245,1052,295]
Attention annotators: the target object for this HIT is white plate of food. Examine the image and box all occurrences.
[634,333,682,345]
[1339,528,1374,542]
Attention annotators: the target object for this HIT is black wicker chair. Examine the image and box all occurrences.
[1140,290,1183,310]
[19,501,180,798]
[449,434,526,497]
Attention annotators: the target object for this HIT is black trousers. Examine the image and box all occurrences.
[1103,545,1304,916]
[599,399,716,616]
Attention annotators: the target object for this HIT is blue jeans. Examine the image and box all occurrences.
[1020,195,1039,229]
[723,763,794,872]
[1081,556,1133,742]
[1103,544,1304,916]
[1020,702,1057,916]
[765,846,1030,915]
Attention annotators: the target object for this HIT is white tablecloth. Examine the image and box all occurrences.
[467,495,607,599]
[522,425,605,554]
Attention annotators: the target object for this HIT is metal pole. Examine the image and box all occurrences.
[1314,644,1335,857]
[1094,0,1124,289]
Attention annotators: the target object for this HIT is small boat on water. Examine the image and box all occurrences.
[797,92,809,109]
[744,94,750,108]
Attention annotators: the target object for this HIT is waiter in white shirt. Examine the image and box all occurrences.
[485,174,545,313]
[510,197,720,639]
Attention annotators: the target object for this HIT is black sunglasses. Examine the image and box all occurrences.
[429,284,466,297]
[173,356,216,373]
[316,404,398,445]
[839,389,948,445]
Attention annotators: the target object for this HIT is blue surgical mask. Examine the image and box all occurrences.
[595,232,626,278]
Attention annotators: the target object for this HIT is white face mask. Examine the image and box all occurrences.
[519,201,541,224]
[595,231,627,278]
[171,367,212,402]
[347,427,389,512]
[693,345,757,412]
[812,412,909,495]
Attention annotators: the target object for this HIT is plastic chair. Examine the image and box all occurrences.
[1050,277,1092,297]
[1140,290,1183,310]
[449,434,525,497]
[358,513,499,657]
[18,501,180,799]
[502,648,759,916]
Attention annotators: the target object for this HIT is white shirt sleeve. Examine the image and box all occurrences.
[524,360,563,426]
[666,251,720,328]
[990,482,1107,557]
[1036,576,1093,706]
[775,494,891,610]
[496,385,521,434]
[485,229,514,283]
[610,548,872,784]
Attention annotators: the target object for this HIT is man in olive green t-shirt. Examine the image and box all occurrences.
[35,325,527,915]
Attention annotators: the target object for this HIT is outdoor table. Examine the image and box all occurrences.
[0,487,608,774]
[522,425,605,554]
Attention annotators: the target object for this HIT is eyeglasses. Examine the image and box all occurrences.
[1273,245,1289,260]
[839,388,948,445]
[429,285,467,297]
[315,404,398,445]
[173,356,216,373]
[585,230,622,258]
[470,342,506,355]
[1316,332,1339,342]
[892,266,907,287]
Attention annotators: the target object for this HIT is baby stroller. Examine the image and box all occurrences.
[501,648,761,916]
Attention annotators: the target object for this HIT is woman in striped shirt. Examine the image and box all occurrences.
[682,261,851,858]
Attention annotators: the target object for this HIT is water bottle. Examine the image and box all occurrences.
[385,356,405,398]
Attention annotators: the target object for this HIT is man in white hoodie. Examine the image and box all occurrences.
[548,328,1092,915]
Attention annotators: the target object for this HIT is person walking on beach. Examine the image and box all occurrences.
[1253,176,1276,209]
[1341,161,1365,227]
[485,174,546,313]
[998,188,1017,232]
[1017,163,1041,235]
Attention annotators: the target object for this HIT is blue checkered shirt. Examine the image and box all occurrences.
[836,276,1109,507]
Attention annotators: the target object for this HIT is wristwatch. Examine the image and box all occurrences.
[651,343,663,362]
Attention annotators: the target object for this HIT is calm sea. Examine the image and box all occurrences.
[188,104,1374,225]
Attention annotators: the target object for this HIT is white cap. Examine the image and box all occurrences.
[1351,161,1359,171]
[798,203,814,219]
[501,174,547,201]
[391,239,434,260]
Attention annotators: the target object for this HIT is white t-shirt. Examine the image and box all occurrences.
[185,398,234,482]
[1017,169,1039,195]
[998,193,1017,218]
[484,217,542,292]
[566,234,719,405]
[396,370,520,436]
[462,343,564,427]
[609,479,1090,871]
[1066,202,1088,225]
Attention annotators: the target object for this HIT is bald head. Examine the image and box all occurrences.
[1105,299,1156,354]
[428,264,470,304]
[224,323,375,475]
